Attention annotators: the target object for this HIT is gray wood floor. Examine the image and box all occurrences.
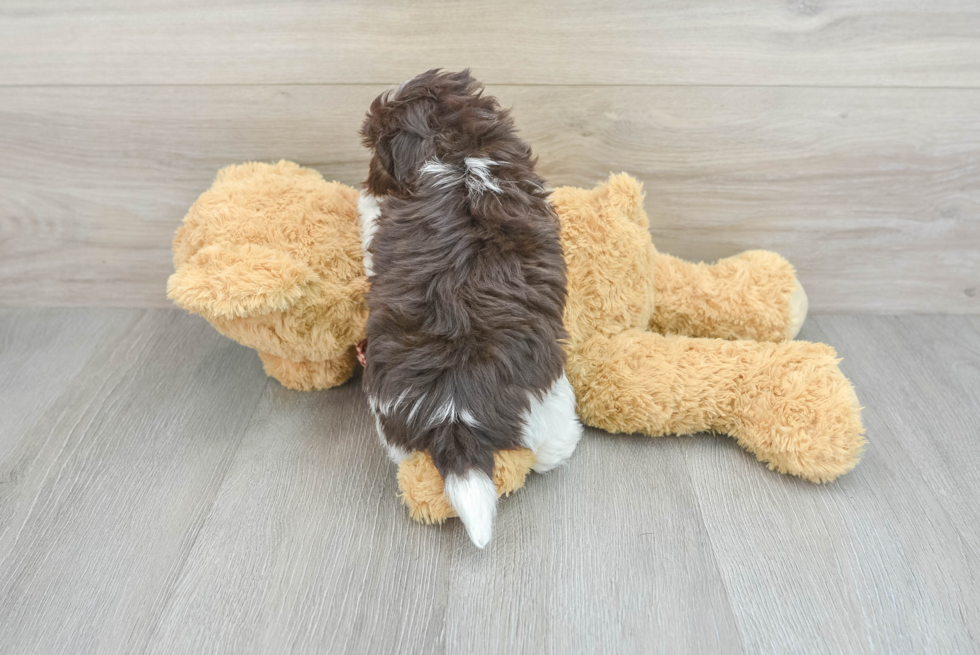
[1,309,978,653]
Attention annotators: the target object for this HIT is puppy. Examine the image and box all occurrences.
[359,69,582,547]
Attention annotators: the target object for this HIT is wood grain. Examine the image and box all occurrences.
[0,309,127,453]
[0,309,269,654]
[144,376,454,654]
[812,315,980,566]
[440,432,744,654]
[1,84,977,312]
[2,310,980,653]
[1,0,979,87]
[677,315,980,652]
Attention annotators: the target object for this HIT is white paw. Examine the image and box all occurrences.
[523,373,583,473]
[531,415,583,473]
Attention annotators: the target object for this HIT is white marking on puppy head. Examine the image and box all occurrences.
[420,160,461,189]
[444,469,498,548]
[357,190,382,277]
[463,157,502,194]
[420,158,504,196]
[521,372,583,473]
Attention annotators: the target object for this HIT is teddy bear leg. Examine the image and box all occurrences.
[650,251,808,342]
[396,449,537,524]
[725,339,864,482]
[568,330,864,482]
[257,350,356,391]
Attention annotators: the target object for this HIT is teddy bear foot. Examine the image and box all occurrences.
[397,449,537,524]
[731,343,864,483]
[258,350,356,391]
[785,280,809,340]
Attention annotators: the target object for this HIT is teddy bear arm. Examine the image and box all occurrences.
[568,329,864,482]
[649,251,808,342]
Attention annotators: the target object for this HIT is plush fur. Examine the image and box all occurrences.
[169,160,369,388]
[169,163,865,528]
[651,251,808,341]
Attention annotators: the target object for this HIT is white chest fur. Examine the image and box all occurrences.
[357,190,382,277]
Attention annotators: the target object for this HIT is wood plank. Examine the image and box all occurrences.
[1,0,979,87]
[676,317,980,652]
[1,85,977,313]
[0,309,269,654]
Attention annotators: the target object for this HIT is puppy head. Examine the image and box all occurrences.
[360,69,490,196]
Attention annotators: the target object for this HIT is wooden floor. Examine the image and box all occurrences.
[0,308,978,653]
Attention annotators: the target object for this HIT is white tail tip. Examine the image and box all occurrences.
[444,469,498,548]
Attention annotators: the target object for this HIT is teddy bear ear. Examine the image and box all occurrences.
[594,174,649,228]
[167,243,319,319]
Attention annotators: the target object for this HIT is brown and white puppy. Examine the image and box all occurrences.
[359,70,582,547]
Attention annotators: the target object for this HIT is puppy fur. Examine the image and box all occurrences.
[359,69,582,547]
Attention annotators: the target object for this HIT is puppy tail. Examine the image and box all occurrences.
[443,468,498,549]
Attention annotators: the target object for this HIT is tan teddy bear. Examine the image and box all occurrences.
[169,161,865,525]
[168,161,369,390]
